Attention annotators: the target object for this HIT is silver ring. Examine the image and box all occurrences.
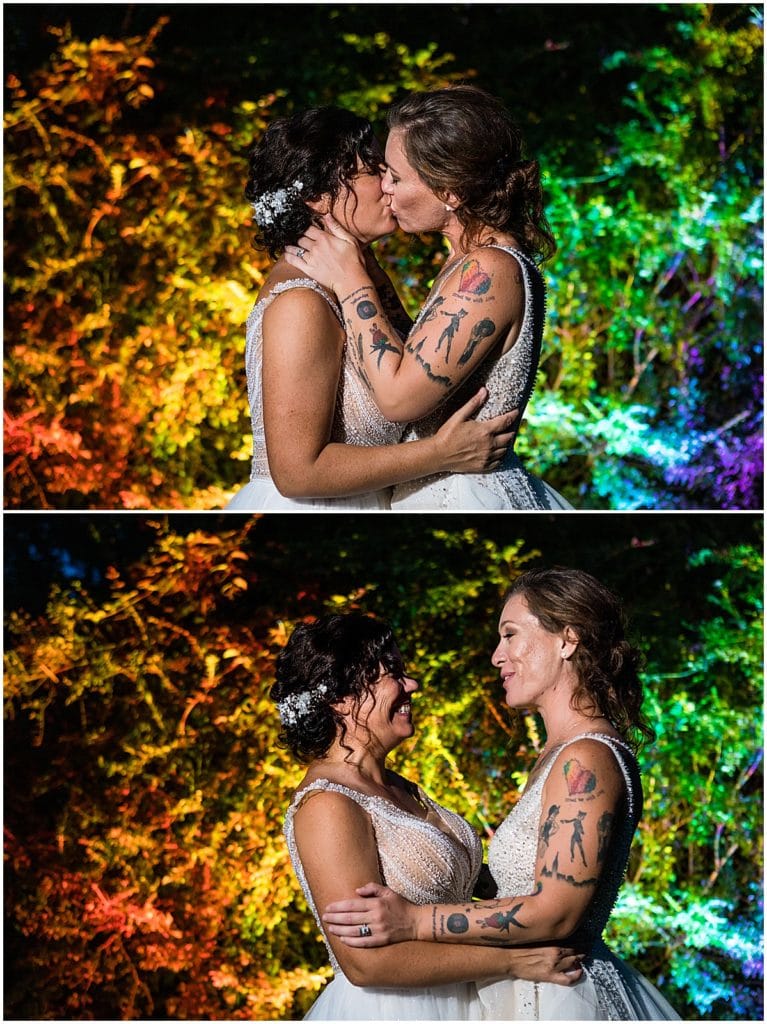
[296,246,306,259]
[359,923,372,937]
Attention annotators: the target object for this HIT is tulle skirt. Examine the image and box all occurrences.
[390,457,573,511]
[225,476,390,511]
[305,972,482,1020]
[477,942,680,1020]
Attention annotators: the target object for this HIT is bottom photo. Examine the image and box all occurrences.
[4,512,763,1023]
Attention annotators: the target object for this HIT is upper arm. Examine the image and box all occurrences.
[378,250,523,421]
[532,740,626,936]
[261,289,344,491]
[293,791,384,978]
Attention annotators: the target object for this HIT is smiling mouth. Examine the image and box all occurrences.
[394,701,412,718]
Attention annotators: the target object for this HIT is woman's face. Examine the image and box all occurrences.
[331,157,396,244]
[491,593,575,712]
[351,654,419,753]
[381,128,452,234]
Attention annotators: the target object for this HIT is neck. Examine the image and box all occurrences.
[320,740,389,786]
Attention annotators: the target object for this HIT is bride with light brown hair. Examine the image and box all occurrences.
[287,85,572,509]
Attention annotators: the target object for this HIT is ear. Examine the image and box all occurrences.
[441,189,461,212]
[306,194,332,216]
[560,626,579,661]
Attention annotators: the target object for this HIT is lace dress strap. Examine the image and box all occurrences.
[536,732,638,818]
[252,277,343,324]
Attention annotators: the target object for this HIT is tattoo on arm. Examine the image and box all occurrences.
[538,803,560,855]
[597,811,615,862]
[446,912,470,934]
[435,308,468,361]
[369,323,402,368]
[457,258,492,296]
[376,277,412,336]
[561,810,589,866]
[477,903,528,934]
[457,318,496,366]
[542,851,599,889]
[419,295,446,325]
[340,285,375,306]
[357,299,378,319]
[564,758,598,796]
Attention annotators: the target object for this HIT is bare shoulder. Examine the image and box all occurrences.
[440,246,525,315]
[547,737,627,802]
[262,279,343,342]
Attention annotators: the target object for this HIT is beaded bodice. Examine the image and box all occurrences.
[284,779,483,976]
[243,278,402,480]
[488,733,641,948]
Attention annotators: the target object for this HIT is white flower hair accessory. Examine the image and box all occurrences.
[276,682,328,726]
[251,179,304,226]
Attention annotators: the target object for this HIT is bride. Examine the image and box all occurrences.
[226,106,517,510]
[287,85,572,510]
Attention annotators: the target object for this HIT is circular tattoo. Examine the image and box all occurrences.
[446,913,469,934]
[357,300,377,319]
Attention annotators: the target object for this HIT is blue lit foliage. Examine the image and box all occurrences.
[524,7,763,508]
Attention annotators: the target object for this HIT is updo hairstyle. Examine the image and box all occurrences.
[388,85,556,261]
[505,568,654,748]
[271,613,404,763]
[246,106,382,258]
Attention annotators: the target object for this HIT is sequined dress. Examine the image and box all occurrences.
[284,779,485,1020]
[478,733,680,1020]
[391,246,572,510]
[226,278,402,510]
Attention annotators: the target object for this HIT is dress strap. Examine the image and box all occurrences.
[256,277,343,325]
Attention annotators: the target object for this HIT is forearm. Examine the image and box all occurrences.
[416,892,579,947]
[363,254,413,338]
[270,437,444,499]
[340,937,529,988]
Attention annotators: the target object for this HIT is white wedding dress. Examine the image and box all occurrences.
[226,279,402,510]
[478,733,680,1020]
[284,779,484,1020]
[391,246,572,510]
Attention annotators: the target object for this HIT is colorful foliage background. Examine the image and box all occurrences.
[3,4,763,509]
[4,512,763,1020]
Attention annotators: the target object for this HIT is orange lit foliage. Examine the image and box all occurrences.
[4,521,331,1018]
[4,21,274,508]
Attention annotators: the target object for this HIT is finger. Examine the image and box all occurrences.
[322,213,356,240]
[284,245,309,262]
[323,898,370,915]
[446,387,488,423]
[486,410,519,430]
[355,882,385,897]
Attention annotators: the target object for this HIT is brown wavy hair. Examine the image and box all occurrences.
[504,568,655,749]
[388,85,556,261]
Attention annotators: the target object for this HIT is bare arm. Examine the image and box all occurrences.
[362,245,413,338]
[323,740,627,948]
[293,789,584,988]
[261,287,516,498]
[285,216,524,422]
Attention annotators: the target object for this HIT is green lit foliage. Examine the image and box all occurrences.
[4,518,763,1018]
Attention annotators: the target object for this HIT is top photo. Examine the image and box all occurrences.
[4,3,763,511]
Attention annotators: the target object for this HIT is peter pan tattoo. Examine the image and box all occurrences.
[435,309,468,361]
[561,810,588,866]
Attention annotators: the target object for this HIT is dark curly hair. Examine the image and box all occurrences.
[388,85,556,261]
[504,568,655,749]
[246,107,382,259]
[271,613,404,763]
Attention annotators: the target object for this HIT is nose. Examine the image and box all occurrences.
[403,675,418,694]
[491,642,505,668]
[381,169,394,195]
